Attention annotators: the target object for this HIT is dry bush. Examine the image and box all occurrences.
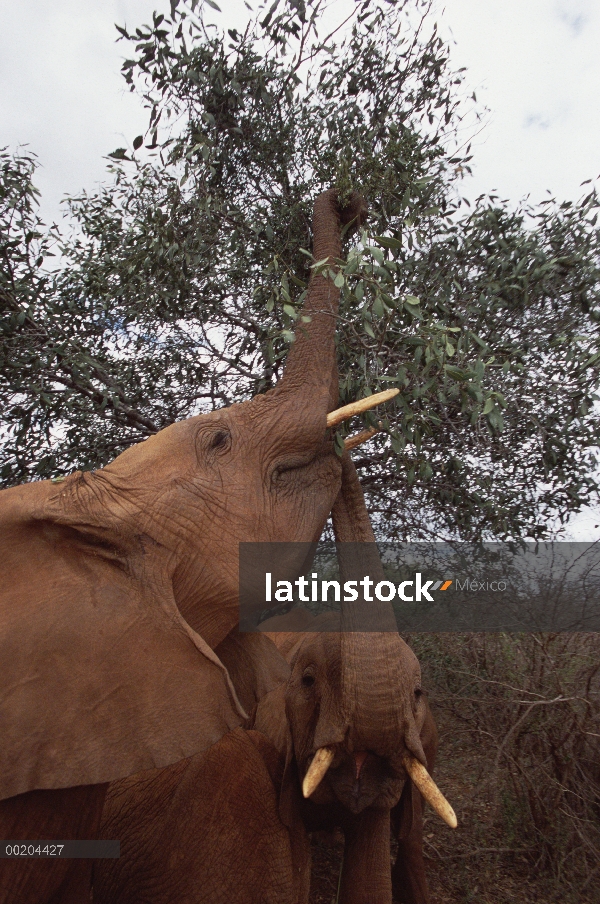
[409,632,600,899]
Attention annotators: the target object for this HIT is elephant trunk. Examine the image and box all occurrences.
[276,189,367,413]
[330,457,457,829]
[332,456,425,763]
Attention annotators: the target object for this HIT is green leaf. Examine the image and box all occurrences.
[482,397,494,415]
[374,235,402,251]
[205,0,222,10]
[107,148,132,161]
[334,432,346,458]
[133,135,144,151]
[373,297,384,319]
[391,434,405,453]
[445,365,467,381]
[582,351,600,369]
[367,246,384,264]
[488,407,504,432]
[404,300,421,318]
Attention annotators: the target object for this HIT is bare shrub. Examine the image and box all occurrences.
[410,632,600,898]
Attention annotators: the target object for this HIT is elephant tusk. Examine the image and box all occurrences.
[403,755,458,829]
[327,389,399,428]
[344,425,380,451]
[302,747,335,798]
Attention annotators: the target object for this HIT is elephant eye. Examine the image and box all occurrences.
[195,425,232,462]
[209,429,230,451]
[414,687,423,701]
[301,671,315,689]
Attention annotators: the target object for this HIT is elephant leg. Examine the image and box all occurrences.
[0,783,107,904]
[339,808,393,904]
[391,781,429,904]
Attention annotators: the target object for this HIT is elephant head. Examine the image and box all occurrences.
[253,624,447,904]
[1,189,398,804]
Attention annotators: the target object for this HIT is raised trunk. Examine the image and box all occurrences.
[332,456,425,763]
[276,189,367,413]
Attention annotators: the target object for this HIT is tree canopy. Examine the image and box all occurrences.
[1,0,599,541]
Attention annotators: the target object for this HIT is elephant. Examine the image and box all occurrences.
[95,726,309,904]
[92,459,454,904]
[92,629,309,904]
[251,452,455,904]
[257,611,441,904]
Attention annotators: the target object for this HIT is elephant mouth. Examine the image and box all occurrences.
[328,752,406,814]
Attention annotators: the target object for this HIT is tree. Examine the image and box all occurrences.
[1,0,599,541]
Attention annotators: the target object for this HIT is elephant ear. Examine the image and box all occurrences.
[250,683,300,831]
[215,630,290,715]
[0,485,246,802]
[392,696,439,842]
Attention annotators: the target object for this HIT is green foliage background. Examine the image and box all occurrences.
[1,0,599,541]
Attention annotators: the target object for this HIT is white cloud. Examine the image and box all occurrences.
[554,0,591,36]
[439,0,600,204]
[0,0,158,225]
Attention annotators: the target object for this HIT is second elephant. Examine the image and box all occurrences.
[255,618,440,904]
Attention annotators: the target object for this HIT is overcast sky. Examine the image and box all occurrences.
[1,0,598,536]
[1,0,599,225]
